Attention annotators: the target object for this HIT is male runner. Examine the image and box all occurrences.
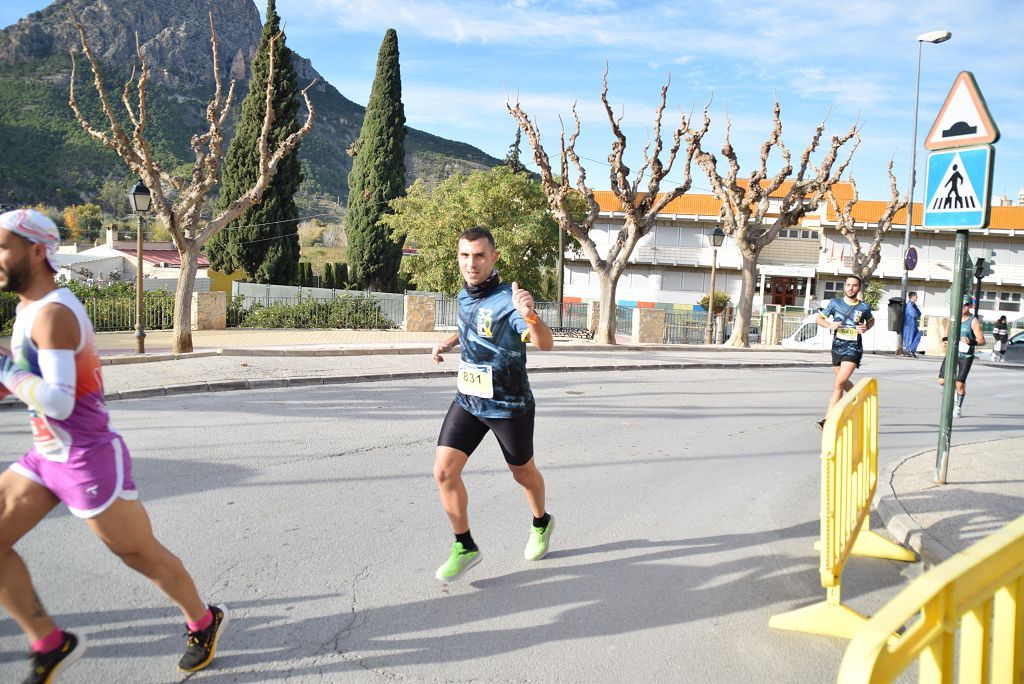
[938,295,985,417]
[431,226,555,583]
[0,209,226,682]
[816,275,874,428]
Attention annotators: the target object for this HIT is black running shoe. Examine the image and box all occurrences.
[177,605,228,672]
[24,632,85,684]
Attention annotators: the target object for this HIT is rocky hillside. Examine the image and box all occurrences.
[0,0,500,207]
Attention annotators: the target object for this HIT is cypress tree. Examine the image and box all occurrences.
[323,262,335,289]
[345,29,406,292]
[208,0,302,284]
[336,262,348,288]
[505,128,527,174]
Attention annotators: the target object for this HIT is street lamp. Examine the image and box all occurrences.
[897,29,951,355]
[704,225,725,344]
[127,179,152,354]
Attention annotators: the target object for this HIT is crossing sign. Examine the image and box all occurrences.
[923,145,993,229]
[924,72,1000,150]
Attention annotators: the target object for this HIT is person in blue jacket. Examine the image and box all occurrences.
[429,226,555,583]
[902,291,922,357]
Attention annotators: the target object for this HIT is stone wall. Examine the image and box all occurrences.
[404,295,436,332]
[631,308,666,344]
[191,291,226,330]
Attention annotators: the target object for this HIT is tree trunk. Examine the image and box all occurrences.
[594,272,618,344]
[726,255,759,348]
[172,241,200,354]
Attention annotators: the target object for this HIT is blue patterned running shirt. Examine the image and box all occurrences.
[820,297,873,357]
[454,282,533,418]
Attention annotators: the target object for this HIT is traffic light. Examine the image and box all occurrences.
[973,256,995,280]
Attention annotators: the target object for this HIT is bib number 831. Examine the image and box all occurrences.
[457,362,494,399]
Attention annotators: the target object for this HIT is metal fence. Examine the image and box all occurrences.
[436,297,458,328]
[615,305,633,335]
[1,296,175,335]
[664,310,710,344]
[435,299,589,330]
[535,302,588,329]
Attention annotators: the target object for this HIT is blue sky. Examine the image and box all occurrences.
[3,0,1022,204]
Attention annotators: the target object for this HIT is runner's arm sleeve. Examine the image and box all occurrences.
[0,349,77,419]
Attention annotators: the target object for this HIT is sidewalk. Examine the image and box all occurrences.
[875,436,1024,566]
[13,327,1024,572]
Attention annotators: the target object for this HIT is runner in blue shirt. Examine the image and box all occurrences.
[430,226,555,582]
[815,275,874,429]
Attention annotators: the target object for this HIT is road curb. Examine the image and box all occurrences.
[875,451,956,567]
[98,342,834,364]
[0,359,833,409]
[92,360,829,403]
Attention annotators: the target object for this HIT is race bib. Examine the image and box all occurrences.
[457,362,494,399]
[836,326,858,341]
[958,340,971,354]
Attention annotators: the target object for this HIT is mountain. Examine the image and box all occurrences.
[0,0,501,208]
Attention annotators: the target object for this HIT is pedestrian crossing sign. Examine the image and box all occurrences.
[922,144,993,229]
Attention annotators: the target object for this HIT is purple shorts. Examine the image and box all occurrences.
[9,436,138,518]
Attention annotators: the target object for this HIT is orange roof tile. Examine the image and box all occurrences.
[594,186,1023,231]
[824,200,1023,231]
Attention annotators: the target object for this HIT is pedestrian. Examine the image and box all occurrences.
[430,226,555,583]
[816,275,874,429]
[902,291,922,357]
[991,314,1008,363]
[938,295,986,417]
[0,209,227,682]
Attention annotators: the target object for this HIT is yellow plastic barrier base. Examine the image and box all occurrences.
[769,601,869,640]
[813,530,918,563]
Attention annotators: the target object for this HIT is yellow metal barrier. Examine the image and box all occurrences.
[837,513,1024,683]
[770,377,916,640]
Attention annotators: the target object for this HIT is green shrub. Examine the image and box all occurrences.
[234,294,395,329]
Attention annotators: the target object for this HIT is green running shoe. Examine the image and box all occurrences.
[524,515,555,561]
[435,542,482,582]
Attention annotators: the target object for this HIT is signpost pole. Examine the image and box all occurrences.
[920,70,998,485]
[935,230,969,484]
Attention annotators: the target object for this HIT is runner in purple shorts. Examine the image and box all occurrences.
[0,209,227,682]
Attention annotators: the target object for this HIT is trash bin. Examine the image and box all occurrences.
[887,297,904,332]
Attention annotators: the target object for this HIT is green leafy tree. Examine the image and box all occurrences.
[383,166,569,298]
[345,29,406,292]
[698,291,731,315]
[63,203,103,243]
[207,0,302,284]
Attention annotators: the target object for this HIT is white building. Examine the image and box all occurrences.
[57,226,211,292]
[563,185,1024,322]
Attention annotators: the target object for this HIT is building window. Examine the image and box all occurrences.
[1000,291,1021,312]
[823,280,843,298]
[778,228,819,239]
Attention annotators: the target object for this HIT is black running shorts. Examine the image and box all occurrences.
[939,356,974,383]
[832,351,862,368]
[437,402,535,466]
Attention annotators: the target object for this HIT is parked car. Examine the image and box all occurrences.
[988,330,1024,363]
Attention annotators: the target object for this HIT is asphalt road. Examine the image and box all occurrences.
[0,358,1020,682]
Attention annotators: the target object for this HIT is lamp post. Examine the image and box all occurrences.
[127,179,152,354]
[703,225,725,344]
[897,29,951,356]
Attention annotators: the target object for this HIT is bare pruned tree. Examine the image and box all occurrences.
[825,161,908,286]
[690,103,858,347]
[507,68,707,343]
[67,13,315,353]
